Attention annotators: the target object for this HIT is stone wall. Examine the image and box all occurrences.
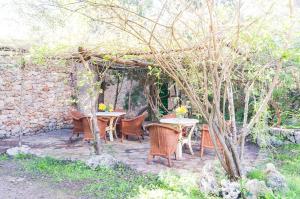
[0,53,73,138]
[268,128,300,146]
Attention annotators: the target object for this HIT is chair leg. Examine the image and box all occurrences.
[69,133,74,142]
[200,146,204,157]
[167,155,172,167]
[121,134,124,143]
[147,154,153,164]
[138,136,142,143]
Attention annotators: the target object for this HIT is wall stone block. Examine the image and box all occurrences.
[0,56,73,138]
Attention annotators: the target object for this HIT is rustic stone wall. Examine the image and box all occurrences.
[0,54,73,138]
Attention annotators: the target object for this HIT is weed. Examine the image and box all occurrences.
[0,154,9,161]
[247,169,266,181]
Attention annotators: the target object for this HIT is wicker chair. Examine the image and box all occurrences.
[200,124,223,157]
[161,113,176,119]
[114,108,125,138]
[161,113,194,154]
[70,111,85,141]
[121,112,147,142]
[145,123,180,167]
[82,117,109,142]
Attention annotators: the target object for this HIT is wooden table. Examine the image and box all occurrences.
[159,118,198,159]
[96,112,126,141]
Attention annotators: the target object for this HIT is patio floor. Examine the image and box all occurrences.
[0,128,264,175]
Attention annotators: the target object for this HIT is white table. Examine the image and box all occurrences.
[160,118,198,159]
[96,112,126,141]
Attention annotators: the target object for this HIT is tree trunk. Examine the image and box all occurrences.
[270,99,281,127]
[113,75,120,109]
[91,94,102,154]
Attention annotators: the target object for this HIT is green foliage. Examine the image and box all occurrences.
[29,44,69,65]
[133,171,206,199]
[251,102,272,147]
[247,169,266,181]
[0,154,9,161]
[14,153,34,160]
[269,144,300,198]
[124,84,146,110]
[15,156,207,199]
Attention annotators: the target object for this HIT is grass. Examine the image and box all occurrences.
[270,144,300,198]
[247,169,266,181]
[6,154,205,199]
[0,154,9,161]
[244,144,300,199]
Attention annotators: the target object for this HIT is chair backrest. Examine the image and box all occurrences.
[133,112,148,126]
[81,117,93,140]
[70,110,84,120]
[146,124,180,155]
[162,113,176,119]
[201,124,222,148]
[97,117,109,138]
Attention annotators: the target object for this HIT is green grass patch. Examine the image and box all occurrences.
[270,144,300,198]
[15,156,205,199]
[0,154,9,161]
[247,169,266,181]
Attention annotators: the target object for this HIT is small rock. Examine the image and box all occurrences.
[199,162,219,195]
[220,179,240,199]
[85,154,118,169]
[270,136,283,147]
[245,179,272,199]
[264,163,287,192]
[286,132,296,143]
[199,174,219,195]
[6,145,32,156]
[294,131,300,144]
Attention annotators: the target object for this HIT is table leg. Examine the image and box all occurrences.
[109,117,114,141]
[176,125,183,160]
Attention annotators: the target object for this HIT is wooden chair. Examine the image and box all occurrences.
[69,111,85,141]
[82,117,109,142]
[200,124,223,157]
[121,112,147,142]
[145,123,180,167]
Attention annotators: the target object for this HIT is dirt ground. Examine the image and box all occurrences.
[0,160,82,199]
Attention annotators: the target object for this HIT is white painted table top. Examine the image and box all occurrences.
[159,118,198,126]
[96,112,126,117]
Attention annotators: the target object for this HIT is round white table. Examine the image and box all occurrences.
[96,112,126,141]
[159,118,198,159]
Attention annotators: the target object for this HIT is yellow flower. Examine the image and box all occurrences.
[108,104,114,112]
[98,103,107,111]
[175,106,188,114]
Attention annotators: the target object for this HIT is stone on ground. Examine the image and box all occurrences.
[220,179,240,199]
[6,145,32,156]
[199,161,219,195]
[245,179,272,199]
[264,163,287,192]
[85,154,118,169]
